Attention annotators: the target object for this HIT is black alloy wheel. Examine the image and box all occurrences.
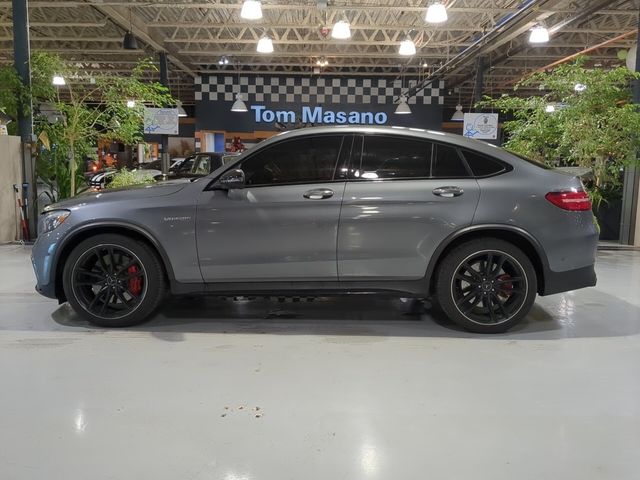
[436,238,537,333]
[63,234,165,327]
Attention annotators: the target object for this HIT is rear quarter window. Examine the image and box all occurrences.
[460,149,509,177]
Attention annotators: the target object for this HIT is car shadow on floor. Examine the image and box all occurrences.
[48,287,640,340]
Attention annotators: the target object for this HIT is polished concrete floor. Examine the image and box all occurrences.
[1,244,639,480]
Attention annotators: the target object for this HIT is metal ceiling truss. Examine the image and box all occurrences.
[0,0,637,105]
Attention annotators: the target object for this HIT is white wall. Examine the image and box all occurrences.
[0,136,22,243]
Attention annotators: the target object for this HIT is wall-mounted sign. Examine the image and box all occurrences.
[144,108,179,135]
[251,105,388,125]
[463,113,499,139]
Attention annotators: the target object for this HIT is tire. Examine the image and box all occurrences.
[62,233,166,327]
[435,238,537,333]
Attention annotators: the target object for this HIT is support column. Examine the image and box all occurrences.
[12,0,36,240]
[474,56,485,110]
[619,9,640,245]
[159,52,170,179]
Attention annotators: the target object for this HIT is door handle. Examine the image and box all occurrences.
[432,186,464,198]
[303,188,334,200]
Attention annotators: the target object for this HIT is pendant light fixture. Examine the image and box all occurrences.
[450,88,464,121]
[425,1,448,24]
[399,36,416,56]
[529,24,549,44]
[176,100,188,117]
[231,63,248,113]
[331,19,351,39]
[240,0,262,20]
[395,96,412,114]
[123,7,139,50]
[257,35,274,53]
[52,74,66,86]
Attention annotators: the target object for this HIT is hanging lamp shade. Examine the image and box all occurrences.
[231,94,248,112]
[529,25,549,44]
[123,31,139,50]
[0,111,13,125]
[451,104,464,121]
[331,20,351,39]
[395,96,412,115]
[257,36,274,53]
[176,100,188,117]
[240,0,263,20]
[399,38,416,56]
[425,2,448,23]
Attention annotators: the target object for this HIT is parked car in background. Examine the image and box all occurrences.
[32,126,598,333]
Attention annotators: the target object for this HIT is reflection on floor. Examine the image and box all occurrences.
[1,245,639,479]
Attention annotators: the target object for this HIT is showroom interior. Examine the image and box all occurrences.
[1,0,640,478]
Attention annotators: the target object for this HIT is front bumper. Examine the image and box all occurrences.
[540,264,597,296]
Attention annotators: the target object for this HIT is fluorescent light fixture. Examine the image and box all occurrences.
[52,74,66,86]
[240,0,262,20]
[545,104,556,113]
[331,20,351,39]
[399,38,416,56]
[529,25,549,44]
[395,96,412,115]
[574,83,587,92]
[425,2,448,23]
[257,35,274,53]
[126,99,136,108]
[176,100,188,117]
[231,93,248,112]
[451,104,464,121]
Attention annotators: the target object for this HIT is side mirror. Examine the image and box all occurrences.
[217,168,245,189]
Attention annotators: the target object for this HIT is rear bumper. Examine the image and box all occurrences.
[540,264,597,296]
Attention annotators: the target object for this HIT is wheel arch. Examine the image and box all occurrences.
[53,222,174,302]
[426,225,548,296]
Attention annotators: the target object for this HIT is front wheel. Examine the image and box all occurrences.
[435,238,537,333]
[62,234,165,327]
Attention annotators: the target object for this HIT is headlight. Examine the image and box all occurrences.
[39,210,70,234]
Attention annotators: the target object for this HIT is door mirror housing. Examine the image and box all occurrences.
[217,169,245,189]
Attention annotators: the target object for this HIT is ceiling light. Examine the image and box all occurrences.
[574,83,587,92]
[331,20,351,39]
[257,35,274,53]
[231,93,248,112]
[451,104,464,121]
[425,2,448,24]
[545,104,556,113]
[176,100,188,117]
[52,74,65,86]
[126,99,136,108]
[123,31,139,50]
[240,0,262,20]
[399,38,416,56]
[218,56,230,65]
[422,61,429,68]
[529,25,549,44]
[395,96,412,115]
[316,57,329,67]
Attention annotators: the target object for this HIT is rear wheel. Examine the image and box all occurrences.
[62,234,165,327]
[436,238,537,333]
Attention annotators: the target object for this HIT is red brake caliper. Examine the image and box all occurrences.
[497,274,513,297]
[127,265,142,296]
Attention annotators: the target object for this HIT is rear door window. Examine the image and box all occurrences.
[357,135,431,179]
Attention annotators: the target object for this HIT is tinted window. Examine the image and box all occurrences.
[461,150,507,177]
[241,135,343,186]
[357,136,430,179]
[432,144,470,178]
[192,154,214,175]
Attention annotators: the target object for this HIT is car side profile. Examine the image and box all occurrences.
[31,126,598,333]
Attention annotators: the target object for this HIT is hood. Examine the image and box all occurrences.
[45,180,190,212]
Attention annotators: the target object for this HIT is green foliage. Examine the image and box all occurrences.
[107,168,156,189]
[478,57,640,204]
[1,52,174,200]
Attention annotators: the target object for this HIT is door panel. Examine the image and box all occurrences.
[197,183,345,281]
[338,179,480,279]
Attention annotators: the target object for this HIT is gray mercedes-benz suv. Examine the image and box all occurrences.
[31,126,597,333]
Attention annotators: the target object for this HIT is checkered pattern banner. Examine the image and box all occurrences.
[195,75,445,106]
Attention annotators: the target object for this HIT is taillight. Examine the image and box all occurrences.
[545,190,592,211]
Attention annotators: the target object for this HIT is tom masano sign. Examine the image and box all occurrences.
[251,105,388,125]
